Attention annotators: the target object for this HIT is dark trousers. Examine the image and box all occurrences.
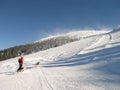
[17,63,23,71]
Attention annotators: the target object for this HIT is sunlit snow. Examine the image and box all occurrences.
[0,29,120,90]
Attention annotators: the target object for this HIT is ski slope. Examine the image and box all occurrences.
[0,29,120,90]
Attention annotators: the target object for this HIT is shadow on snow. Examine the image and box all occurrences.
[42,45,120,75]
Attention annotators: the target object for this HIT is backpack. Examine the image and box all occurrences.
[18,58,22,63]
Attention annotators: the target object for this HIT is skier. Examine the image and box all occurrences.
[17,55,24,72]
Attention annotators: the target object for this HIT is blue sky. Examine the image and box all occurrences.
[0,0,120,50]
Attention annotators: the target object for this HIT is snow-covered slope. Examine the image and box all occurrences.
[0,29,120,90]
[36,30,110,42]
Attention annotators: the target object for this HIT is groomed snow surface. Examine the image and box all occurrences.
[0,29,120,90]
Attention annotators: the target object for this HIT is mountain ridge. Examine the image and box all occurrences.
[0,29,114,61]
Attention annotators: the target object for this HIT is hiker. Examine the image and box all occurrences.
[17,55,24,72]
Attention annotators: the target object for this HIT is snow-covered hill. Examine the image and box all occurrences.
[0,28,120,90]
[36,30,110,42]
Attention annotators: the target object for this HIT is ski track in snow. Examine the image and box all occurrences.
[79,33,112,54]
[0,30,120,90]
[35,67,54,90]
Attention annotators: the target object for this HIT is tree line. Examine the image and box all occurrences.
[0,35,81,61]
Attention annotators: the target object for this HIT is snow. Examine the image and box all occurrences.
[0,29,120,90]
[36,30,110,42]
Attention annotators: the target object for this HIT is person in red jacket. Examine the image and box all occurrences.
[17,55,24,72]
